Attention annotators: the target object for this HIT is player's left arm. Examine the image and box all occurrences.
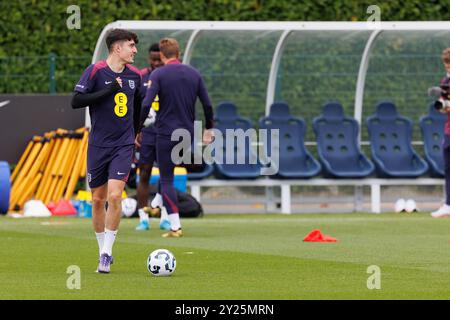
[197,75,215,144]
[197,75,214,130]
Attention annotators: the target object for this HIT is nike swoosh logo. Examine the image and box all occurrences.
[105,81,112,84]
[117,172,126,175]
[0,100,10,108]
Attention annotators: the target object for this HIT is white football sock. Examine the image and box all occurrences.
[95,232,105,256]
[160,206,169,221]
[151,193,163,208]
[101,229,118,256]
[168,213,181,231]
[138,208,149,223]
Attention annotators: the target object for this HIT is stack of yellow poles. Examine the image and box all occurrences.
[9,127,88,211]
[64,130,88,200]
[49,128,86,203]
[9,135,46,210]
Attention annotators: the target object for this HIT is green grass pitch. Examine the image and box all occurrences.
[1,213,450,300]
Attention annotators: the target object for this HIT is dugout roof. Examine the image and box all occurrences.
[92,21,450,140]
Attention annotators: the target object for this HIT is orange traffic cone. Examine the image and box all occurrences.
[303,229,338,242]
[52,199,77,216]
[47,201,57,214]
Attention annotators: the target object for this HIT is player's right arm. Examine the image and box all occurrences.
[71,65,121,109]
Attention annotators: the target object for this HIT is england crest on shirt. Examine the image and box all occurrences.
[128,80,135,89]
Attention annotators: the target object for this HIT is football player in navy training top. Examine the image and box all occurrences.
[138,38,214,238]
[135,43,171,231]
[71,29,142,273]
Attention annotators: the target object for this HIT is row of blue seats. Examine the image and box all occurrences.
[187,101,446,180]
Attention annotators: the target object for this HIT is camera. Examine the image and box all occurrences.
[435,84,450,111]
[428,81,450,111]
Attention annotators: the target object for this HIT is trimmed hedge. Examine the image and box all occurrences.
[1,0,448,94]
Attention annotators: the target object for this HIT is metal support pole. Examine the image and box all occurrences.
[265,186,276,212]
[281,184,291,214]
[371,184,381,213]
[48,53,56,95]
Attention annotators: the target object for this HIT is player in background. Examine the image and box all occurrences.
[71,29,142,273]
[134,43,171,231]
[138,38,214,237]
[432,48,450,218]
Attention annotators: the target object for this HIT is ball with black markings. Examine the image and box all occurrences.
[147,249,176,276]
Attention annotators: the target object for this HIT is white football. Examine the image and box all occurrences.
[394,198,406,213]
[147,249,176,276]
[405,199,418,213]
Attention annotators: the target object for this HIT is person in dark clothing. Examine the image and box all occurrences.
[138,38,214,237]
[71,29,141,273]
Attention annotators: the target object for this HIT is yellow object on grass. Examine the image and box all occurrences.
[150,167,187,176]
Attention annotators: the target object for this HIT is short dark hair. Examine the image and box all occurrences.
[160,38,180,59]
[149,43,160,53]
[105,29,139,52]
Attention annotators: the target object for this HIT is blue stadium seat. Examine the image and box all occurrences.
[186,163,214,180]
[366,101,428,178]
[420,104,446,177]
[213,102,261,179]
[313,102,374,178]
[183,142,215,180]
[259,102,321,178]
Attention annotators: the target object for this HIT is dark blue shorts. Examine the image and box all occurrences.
[141,127,156,145]
[139,143,157,166]
[87,144,134,188]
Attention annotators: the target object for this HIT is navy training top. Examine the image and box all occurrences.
[140,60,214,139]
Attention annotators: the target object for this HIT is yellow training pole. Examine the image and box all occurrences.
[52,132,81,202]
[36,132,63,201]
[10,136,52,210]
[33,133,56,200]
[44,131,70,204]
[39,132,56,173]
[53,136,80,202]
[48,134,73,203]
[10,139,34,183]
[16,173,43,210]
[35,134,56,200]
[24,138,52,185]
[9,137,43,208]
[36,136,62,201]
[9,174,33,210]
[10,136,42,195]
[64,130,88,200]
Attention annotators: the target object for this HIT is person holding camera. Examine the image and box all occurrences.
[431,48,450,217]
